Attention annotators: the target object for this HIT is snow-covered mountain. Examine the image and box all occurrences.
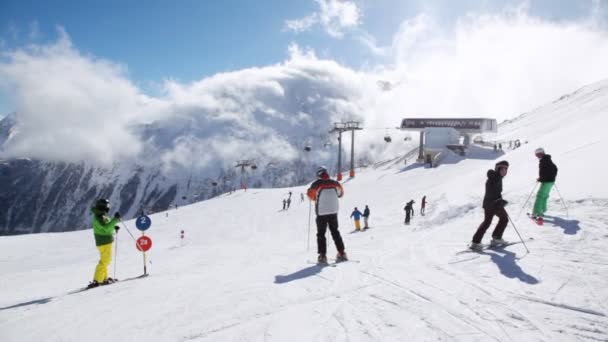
[0,58,395,235]
[1,79,607,341]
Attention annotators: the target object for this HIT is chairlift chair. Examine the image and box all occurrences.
[304,145,312,152]
[251,164,258,170]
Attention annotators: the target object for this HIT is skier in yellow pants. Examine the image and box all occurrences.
[89,198,121,288]
[350,207,363,231]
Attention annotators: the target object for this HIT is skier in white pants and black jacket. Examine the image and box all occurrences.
[307,166,347,263]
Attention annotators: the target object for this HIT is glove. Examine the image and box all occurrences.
[114,212,121,219]
[114,225,120,232]
[495,199,508,208]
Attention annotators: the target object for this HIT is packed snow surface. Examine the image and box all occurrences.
[1,81,608,341]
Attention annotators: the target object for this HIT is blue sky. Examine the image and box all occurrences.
[0,0,604,115]
[1,1,596,78]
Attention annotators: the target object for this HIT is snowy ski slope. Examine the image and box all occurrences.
[1,81,608,341]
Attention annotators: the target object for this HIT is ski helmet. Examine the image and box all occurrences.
[95,198,110,212]
[495,160,509,171]
[316,166,328,178]
[535,147,545,155]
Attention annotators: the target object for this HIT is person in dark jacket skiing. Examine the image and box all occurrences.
[350,207,363,231]
[89,198,121,288]
[531,148,558,221]
[470,160,510,250]
[404,200,415,224]
[307,166,347,263]
[362,205,370,229]
[421,196,427,216]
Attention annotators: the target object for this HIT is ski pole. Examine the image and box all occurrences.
[553,184,569,218]
[516,182,538,221]
[119,218,137,243]
[307,200,312,252]
[506,210,530,254]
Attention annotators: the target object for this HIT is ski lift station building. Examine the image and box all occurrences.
[400,118,497,165]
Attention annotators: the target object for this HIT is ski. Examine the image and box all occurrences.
[73,274,149,293]
[307,260,337,267]
[457,238,534,255]
[526,213,544,225]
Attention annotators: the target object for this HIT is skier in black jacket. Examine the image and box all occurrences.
[470,160,510,250]
[362,205,370,229]
[404,200,415,224]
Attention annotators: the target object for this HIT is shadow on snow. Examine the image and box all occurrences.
[479,248,540,284]
[543,215,581,235]
[274,265,325,284]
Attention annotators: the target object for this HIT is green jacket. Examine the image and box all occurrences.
[91,208,119,246]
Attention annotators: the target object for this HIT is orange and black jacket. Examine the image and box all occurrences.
[307,178,344,216]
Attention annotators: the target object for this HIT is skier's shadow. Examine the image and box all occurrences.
[542,215,580,235]
[480,249,539,284]
[274,265,323,284]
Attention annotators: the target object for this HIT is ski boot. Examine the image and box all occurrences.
[336,251,348,262]
[317,254,328,264]
[490,237,508,247]
[469,242,484,251]
[86,280,100,289]
[101,277,118,285]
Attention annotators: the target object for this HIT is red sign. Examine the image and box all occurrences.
[136,236,152,252]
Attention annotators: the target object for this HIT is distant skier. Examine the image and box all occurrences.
[282,199,286,210]
[88,199,121,288]
[300,193,304,203]
[421,196,427,216]
[470,160,510,251]
[531,148,558,222]
[307,166,347,263]
[362,205,370,229]
[499,143,503,151]
[286,197,292,209]
[493,144,498,153]
[404,200,415,224]
[350,207,363,231]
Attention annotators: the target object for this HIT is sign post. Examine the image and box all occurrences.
[135,215,152,275]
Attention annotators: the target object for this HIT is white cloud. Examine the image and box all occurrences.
[370,9,608,124]
[2,7,608,168]
[0,27,164,165]
[285,14,318,33]
[356,31,390,57]
[284,0,361,38]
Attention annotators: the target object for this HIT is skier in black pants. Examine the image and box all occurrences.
[307,166,347,263]
[404,200,414,224]
[470,160,510,251]
[421,196,427,216]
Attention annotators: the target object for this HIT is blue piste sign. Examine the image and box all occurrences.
[135,215,152,231]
